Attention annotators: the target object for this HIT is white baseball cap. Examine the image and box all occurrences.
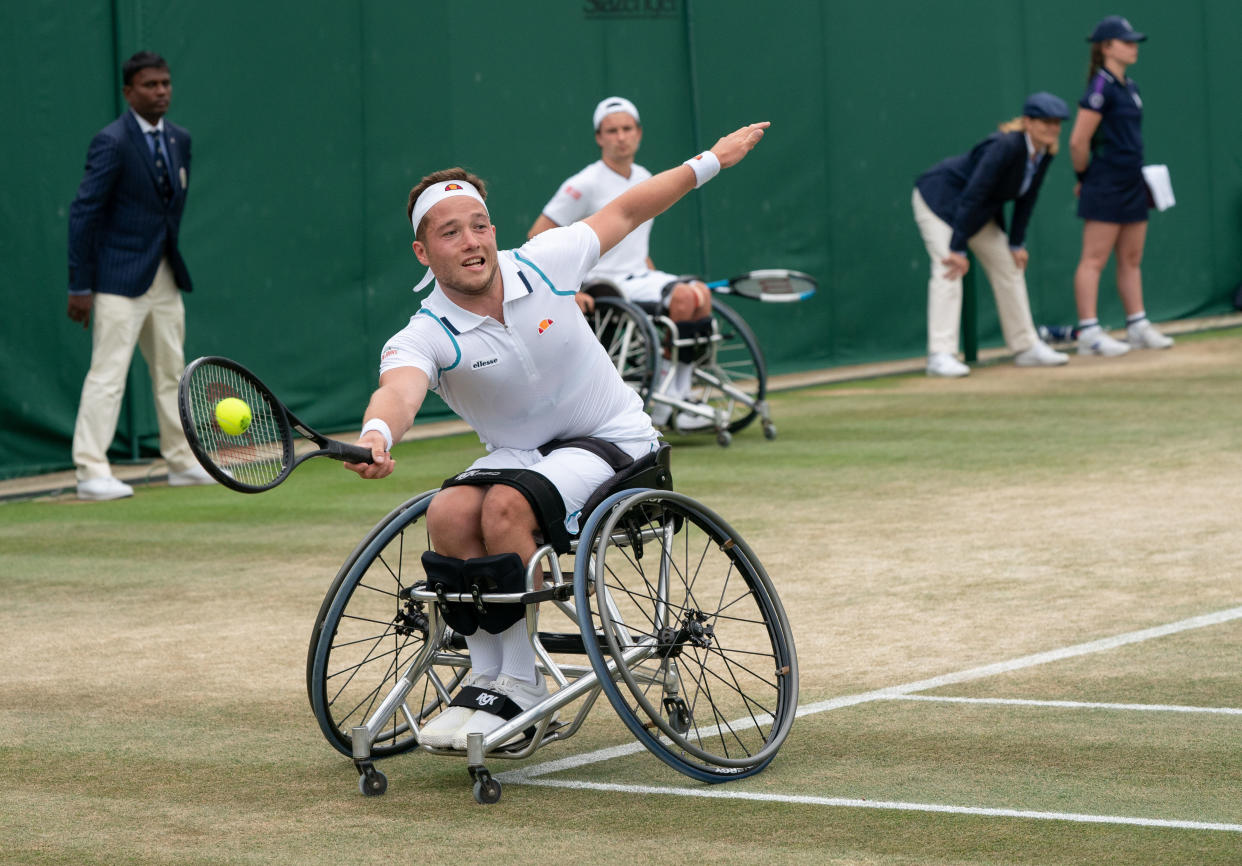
[593,96,640,131]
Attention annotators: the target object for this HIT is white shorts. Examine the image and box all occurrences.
[466,434,660,532]
[619,269,679,306]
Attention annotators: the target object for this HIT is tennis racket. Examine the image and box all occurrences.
[178,356,373,494]
[707,269,817,302]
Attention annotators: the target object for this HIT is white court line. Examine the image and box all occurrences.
[497,604,1242,831]
[888,694,1242,715]
[501,778,1242,834]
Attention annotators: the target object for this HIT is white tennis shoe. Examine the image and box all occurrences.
[76,476,134,501]
[419,671,494,748]
[168,465,217,486]
[1013,341,1069,367]
[1126,319,1174,350]
[451,671,550,750]
[1077,326,1131,357]
[926,352,969,377]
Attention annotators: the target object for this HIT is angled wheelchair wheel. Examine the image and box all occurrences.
[588,296,660,407]
[573,490,798,782]
[307,489,471,758]
[694,299,768,434]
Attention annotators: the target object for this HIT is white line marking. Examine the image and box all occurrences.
[889,694,1242,715]
[499,603,1242,829]
[518,604,1242,779]
[495,777,1242,833]
[796,604,1242,717]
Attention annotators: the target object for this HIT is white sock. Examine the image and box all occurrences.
[498,620,538,684]
[1077,318,1100,333]
[671,361,694,399]
[463,630,501,680]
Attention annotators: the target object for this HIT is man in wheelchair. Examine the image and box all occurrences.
[344,121,769,750]
[528,97,718,429]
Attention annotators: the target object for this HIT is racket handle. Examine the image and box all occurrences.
[326,440,376,464]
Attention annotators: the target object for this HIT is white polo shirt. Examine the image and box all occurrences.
[380,222,654,453]
[541,160,654,283]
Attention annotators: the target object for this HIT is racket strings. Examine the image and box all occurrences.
[185,365,289,487]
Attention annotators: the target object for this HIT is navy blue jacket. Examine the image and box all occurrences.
[68,111,192,296]
[915,130,1052,254]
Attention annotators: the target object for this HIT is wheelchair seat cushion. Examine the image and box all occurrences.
[576,441,673,531]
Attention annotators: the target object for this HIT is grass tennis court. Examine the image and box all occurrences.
[2,327,1240,864]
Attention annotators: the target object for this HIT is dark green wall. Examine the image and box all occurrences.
[3,1,1238,479]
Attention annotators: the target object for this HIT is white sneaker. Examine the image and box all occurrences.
[1013,341,1069,367]
[168,464,217,487]
[1077,326,1130,357]
[419,671,494,748]
[76,476,134,501]
[926,352,969,377]
[673,410,716,433]
[451,671,550,750]
[1127,319,1174,350]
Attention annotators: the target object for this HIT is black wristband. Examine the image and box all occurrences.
[1075,170,1086,183]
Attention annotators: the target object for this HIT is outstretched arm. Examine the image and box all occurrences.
[584,122,769,257]
[346,366,430,479]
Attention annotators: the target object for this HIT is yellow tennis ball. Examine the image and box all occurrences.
[215,397,252,437]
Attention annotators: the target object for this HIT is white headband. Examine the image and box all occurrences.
[410,179,489,293]
[410,179,487,234]
[593,96,639,131]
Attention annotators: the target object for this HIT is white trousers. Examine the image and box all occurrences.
[912,188,1039,357]
[72,259,195,481]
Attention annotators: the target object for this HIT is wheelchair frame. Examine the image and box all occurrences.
[585,283,775,447]
[306,453,798,804]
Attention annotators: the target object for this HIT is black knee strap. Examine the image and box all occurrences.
[441,467,570,554]
[675,316,715,363]
[464,553,527,634]
[422,551,527,635]
[421,551,478,636]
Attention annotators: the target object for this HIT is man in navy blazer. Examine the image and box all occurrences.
[912,92,1072,378]
[67,51,213,499]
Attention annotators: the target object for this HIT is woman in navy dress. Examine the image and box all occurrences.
[1069,15,1173,356]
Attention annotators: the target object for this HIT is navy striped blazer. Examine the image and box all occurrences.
[68,110,192,296]
[915,130,1052,254]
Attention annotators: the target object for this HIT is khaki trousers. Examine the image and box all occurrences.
[72,259,195,481]
[912,188,1039,357]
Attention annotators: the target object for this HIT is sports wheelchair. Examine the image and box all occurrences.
[584,282,773,447]
[306,443,798,803]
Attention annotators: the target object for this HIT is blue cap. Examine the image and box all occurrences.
[1087,15,1147,43]
[1022,91,1069,120]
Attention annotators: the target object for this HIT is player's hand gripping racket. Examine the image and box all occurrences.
[178,356,373,493]
[707,269,817,302]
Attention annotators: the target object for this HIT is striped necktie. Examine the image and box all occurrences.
[148,130,173,202]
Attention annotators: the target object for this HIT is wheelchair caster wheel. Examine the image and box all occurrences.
[471,770,502,804]
[663,696,691,735]
[763,423,776,440]
[357,764,388,797]
[715,430,732,447]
